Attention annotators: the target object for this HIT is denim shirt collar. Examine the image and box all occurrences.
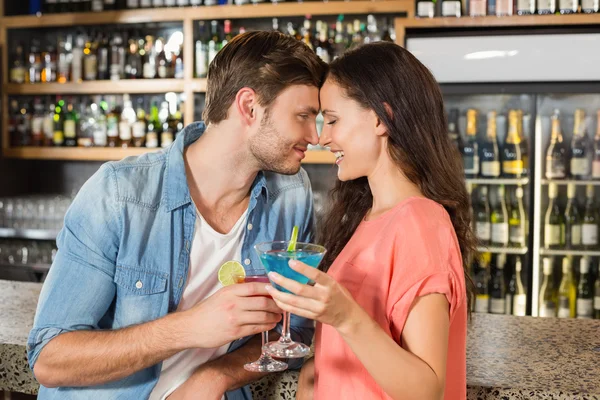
[162,121,268,212]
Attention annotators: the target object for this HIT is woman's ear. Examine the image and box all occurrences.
[374,103,393,137]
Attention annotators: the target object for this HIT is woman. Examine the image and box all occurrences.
[264,41,475,400]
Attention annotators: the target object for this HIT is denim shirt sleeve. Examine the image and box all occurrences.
[27,163,121,373]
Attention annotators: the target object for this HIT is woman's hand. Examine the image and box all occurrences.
[265,260,364,333]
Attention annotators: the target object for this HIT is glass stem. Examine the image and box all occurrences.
[261,330,268,347]
[282,311,292,341]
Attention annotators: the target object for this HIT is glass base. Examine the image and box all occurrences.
[263,339,310,359]
[244,355,288,373]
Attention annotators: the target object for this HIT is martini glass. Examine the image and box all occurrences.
[255,241,326,358]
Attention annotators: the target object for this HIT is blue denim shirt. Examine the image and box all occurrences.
[27,122,316,400]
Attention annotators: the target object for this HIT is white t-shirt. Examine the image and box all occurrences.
[149,207,248,400]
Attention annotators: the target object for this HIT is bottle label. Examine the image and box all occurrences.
[107,116,119,138]
[119,121,132,141]
[539,303,556,318]
[582,0,599,11]
[510,225,525,245]
[110,64,122,81]
[470,0,487,15]
[464,155,479,175]
[576,299,593,318]
[91,0,104,11]
[78,138,93,147]
[143,63,156,79]
[64,120,76,139]
[513,294,527,316]
[127,0,139,6]
[558,296,571,318]
[53,130,64,145]
[146,132,158,148]
[546,159,566,179]
[93,126,107,147]
[490,298,506,314]
[161,132,174,148]
[44,117,54,139]
[559,0,578,10]
[71,50,83,82]
[132,121,146,138]
[141,0,152,6]
[544,225,561,246]
[476,222,491,241]
[158,65,168,79]
[503,160,524,175]
[537,0,554,10]
[571,158,590,177]
[593,160,600,178]
[582,224,598,246]
[196,46,208,78]
[594,296,600,310]
[32,117,44,136]
[442,1,461,16]
[491,223,509,244]
[84,56,97,80]
[475,295,489,313]
[572,225,582,246]
[481,161,501,177]
[417,1,435,17]
[10,67,25,84]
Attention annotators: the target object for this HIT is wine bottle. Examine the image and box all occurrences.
[546,110,568,179]
[594,267,600,319]
[475,252,491,313]
[558,256,576,318]
[503,110,524,178]
[593,110,600,180]
[544,183,564,249]
[490,254,507,314]
[509,185,527,247]
[448,108,463,155]
[463,109,479,179]
[576,257,594,319]
[475,185,491,246]
[539,258,558,318]
[565,183,582,249]
[582,185,599,249]
[481,111,501,178]
[512,257,527,316]
[571,109,592,180]
[491,185,509,247]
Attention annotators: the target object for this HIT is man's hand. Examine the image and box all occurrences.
[180,282,283,349]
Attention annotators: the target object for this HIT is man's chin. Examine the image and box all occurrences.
[265,162,302,176]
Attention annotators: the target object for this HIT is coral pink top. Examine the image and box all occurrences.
[314,197,467,399]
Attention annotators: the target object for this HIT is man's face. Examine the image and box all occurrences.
[249,84,320,175]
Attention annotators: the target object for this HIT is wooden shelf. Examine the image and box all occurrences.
[401,14,600,29]
[541,179,600,186]
[477,246,528,255]
[0,1,412,29]
[540,248,600,257]
[466,177,529,185]
[2,147,336,163]
[4,79,185,95]
[191,79,208,92]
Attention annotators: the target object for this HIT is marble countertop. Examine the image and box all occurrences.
[1,279,599,399]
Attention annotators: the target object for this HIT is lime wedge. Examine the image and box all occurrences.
[218,261,245,286]
[287,225,299,252]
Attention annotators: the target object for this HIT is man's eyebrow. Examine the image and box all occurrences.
[298,106,319,115]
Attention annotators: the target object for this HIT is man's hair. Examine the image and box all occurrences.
[202,30,329,125]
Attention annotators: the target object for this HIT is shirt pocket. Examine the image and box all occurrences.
[113,265,169,326]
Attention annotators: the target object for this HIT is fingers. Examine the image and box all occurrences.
[236,323,280,340]
[237,311,282,326]
[267,271,319,298]
[288,260,329,286]
[266,284,324,315]
[229,282,271,298]
[240,295,283,314]
[271,298,317,321]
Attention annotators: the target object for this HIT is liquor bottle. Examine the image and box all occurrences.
[582,0,599,12]
[27,40,42,84]
[71,34,84,83]
[490,254,507,314]
[316,23,332,64]
[53,97,66,147]
[577,257,594,319]
[537,0,556,13]
[97,34,110,80]
[463,109,479,179]
[31,97,45,147]
[559,0,578,13]
[91,0,104,10]
[539,258,558,318]
[470,0,487,15]
[195,21,209,78]
[475,253,491,313]
[474,185,491,246]
[103,0,117,9]
[582,185,599,249]
[159,101,174,148]
[496,0,513,14]
[10,44,27,84]
[143,36,157,79]
[41,44,57,83]
[57,35,71,83]
[417,0,436,17]
[570,109,591,180]
[491,185,509,247]
[94,98,108,147]
[119,94,136,148]
[481,111,501,178]
[140,0,152,6]
[152,0,164,5]
[517,110,530,177]
[509,186,527,247]
[565,183,582,249]
[508,257,527,316]
[442,0,462,16]
[110,33,125,81]
[156,38,169,79]
[165,0,176,5]
[222,20,233,48]
[125,37,142,79]
[546,110,568,179]
[43,98,55,146]
[558,257,576,318]
[106,96,120,147]
[146,99,160,148]
[63,99,78,147]
[126,0,140,7]
[517,0,537,11]
[208,21,221,66]
[132,98,146,148]
[594,268,600,319]
[448,109,464,155]
[544,183,564,249]
[176,0,190,5]
[503,110,524,178]
[593,110,600,180]
[79,99,95,147]
[83,35,98,81]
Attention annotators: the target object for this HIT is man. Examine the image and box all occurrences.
[27,31,328,400]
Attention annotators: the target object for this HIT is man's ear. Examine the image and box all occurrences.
[235,87,258,126]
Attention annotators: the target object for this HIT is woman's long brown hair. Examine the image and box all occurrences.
[319,41,476,312]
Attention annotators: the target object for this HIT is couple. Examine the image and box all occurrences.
[27,30,472,400]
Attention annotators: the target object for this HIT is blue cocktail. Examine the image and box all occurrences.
[255,241,326,359]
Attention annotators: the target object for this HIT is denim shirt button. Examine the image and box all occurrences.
[135,280,143,289]
[178,277,184,288]
[244,259,251,266]
[247,223,253,231]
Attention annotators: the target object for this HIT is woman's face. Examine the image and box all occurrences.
[319,79,385,181]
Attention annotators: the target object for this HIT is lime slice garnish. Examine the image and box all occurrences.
[287,225,299,252]
[218,261,245,286]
